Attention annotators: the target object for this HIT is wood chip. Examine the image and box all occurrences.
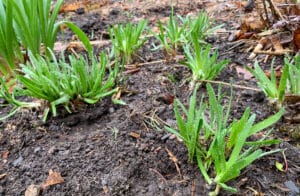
[129,132,140,139]
[0,173,6,180]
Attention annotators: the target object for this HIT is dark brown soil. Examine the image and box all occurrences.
[1,0,300,196]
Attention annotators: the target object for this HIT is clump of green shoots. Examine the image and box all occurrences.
[180,12,223,45]
[182,32,229,90]
[0,77,40,121]
[165,83,205,162]
[285,54,300,95]
[0,0,92,77]
[247,60,289,109]
[153,9,222,60]
[0,0,23,77]
[152,7,187,59]
[165,83,284,195]
[17,51,119,121]
[109,20,148,64]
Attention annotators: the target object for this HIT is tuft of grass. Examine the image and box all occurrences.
[180,12,223,45]
[109,20,147,64]
[18,50,119,121]
[0,0,92,77]
[285,54,300,95]
[182,32,229,90]
[165,83,205,162]
[165,83,284,195]
[152,7,187,59]
[0,0,23,77]
[247,61,289,108]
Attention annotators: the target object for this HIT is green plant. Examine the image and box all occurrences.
[109,20,147,64]
[152,7,187,58]
[0,0,92,77]
[179,12,223,45]
[0,0,23,77]
[165,84,205,162]
[165,83,284,195]
[0,77,40,120]
[18,50,118,121]
[182,32,229,89]
[285,54,300,95]
[247,61,289,107]
[203,84,283,195]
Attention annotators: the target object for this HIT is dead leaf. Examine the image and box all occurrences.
[293,28,300,51]
[41,169,64,189]
[25,185,41,196]
[241,16,266,32]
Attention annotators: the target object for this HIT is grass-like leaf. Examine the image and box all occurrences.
[18,50,119,121]
[182,32,229,89]
[247,61,289,107]
[109,20,147,64]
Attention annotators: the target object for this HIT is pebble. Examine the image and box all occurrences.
[13,156,23,167]
[34,147,41,154]
[145,133,155,140]
[48,146,58,155]
[109,107,115,113]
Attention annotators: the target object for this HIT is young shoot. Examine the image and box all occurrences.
[109,20,148,64]
[285,54,300,95]
[166,83,284,195]
[247,61,289,108]
[152,7,187,59]
[182,32,229,90]
[18,50,119,121]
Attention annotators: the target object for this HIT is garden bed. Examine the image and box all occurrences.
[0,0,300,195]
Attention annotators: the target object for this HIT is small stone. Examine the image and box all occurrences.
[59,150,70,156]
[34,147,41,153]
[109,107,115,113]
[25,185,41,196]
[145,133,155,139]
[13,156,23,167]
[48,146,57,155]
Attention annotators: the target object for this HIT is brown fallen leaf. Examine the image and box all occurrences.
[241,16,266,32]
[293,27,300,51]
[25,185,41,196]
[41,169,64,189]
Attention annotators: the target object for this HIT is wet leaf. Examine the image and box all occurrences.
[275,161,284,172]
[293,28,300,51]
[41,169,64,189]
